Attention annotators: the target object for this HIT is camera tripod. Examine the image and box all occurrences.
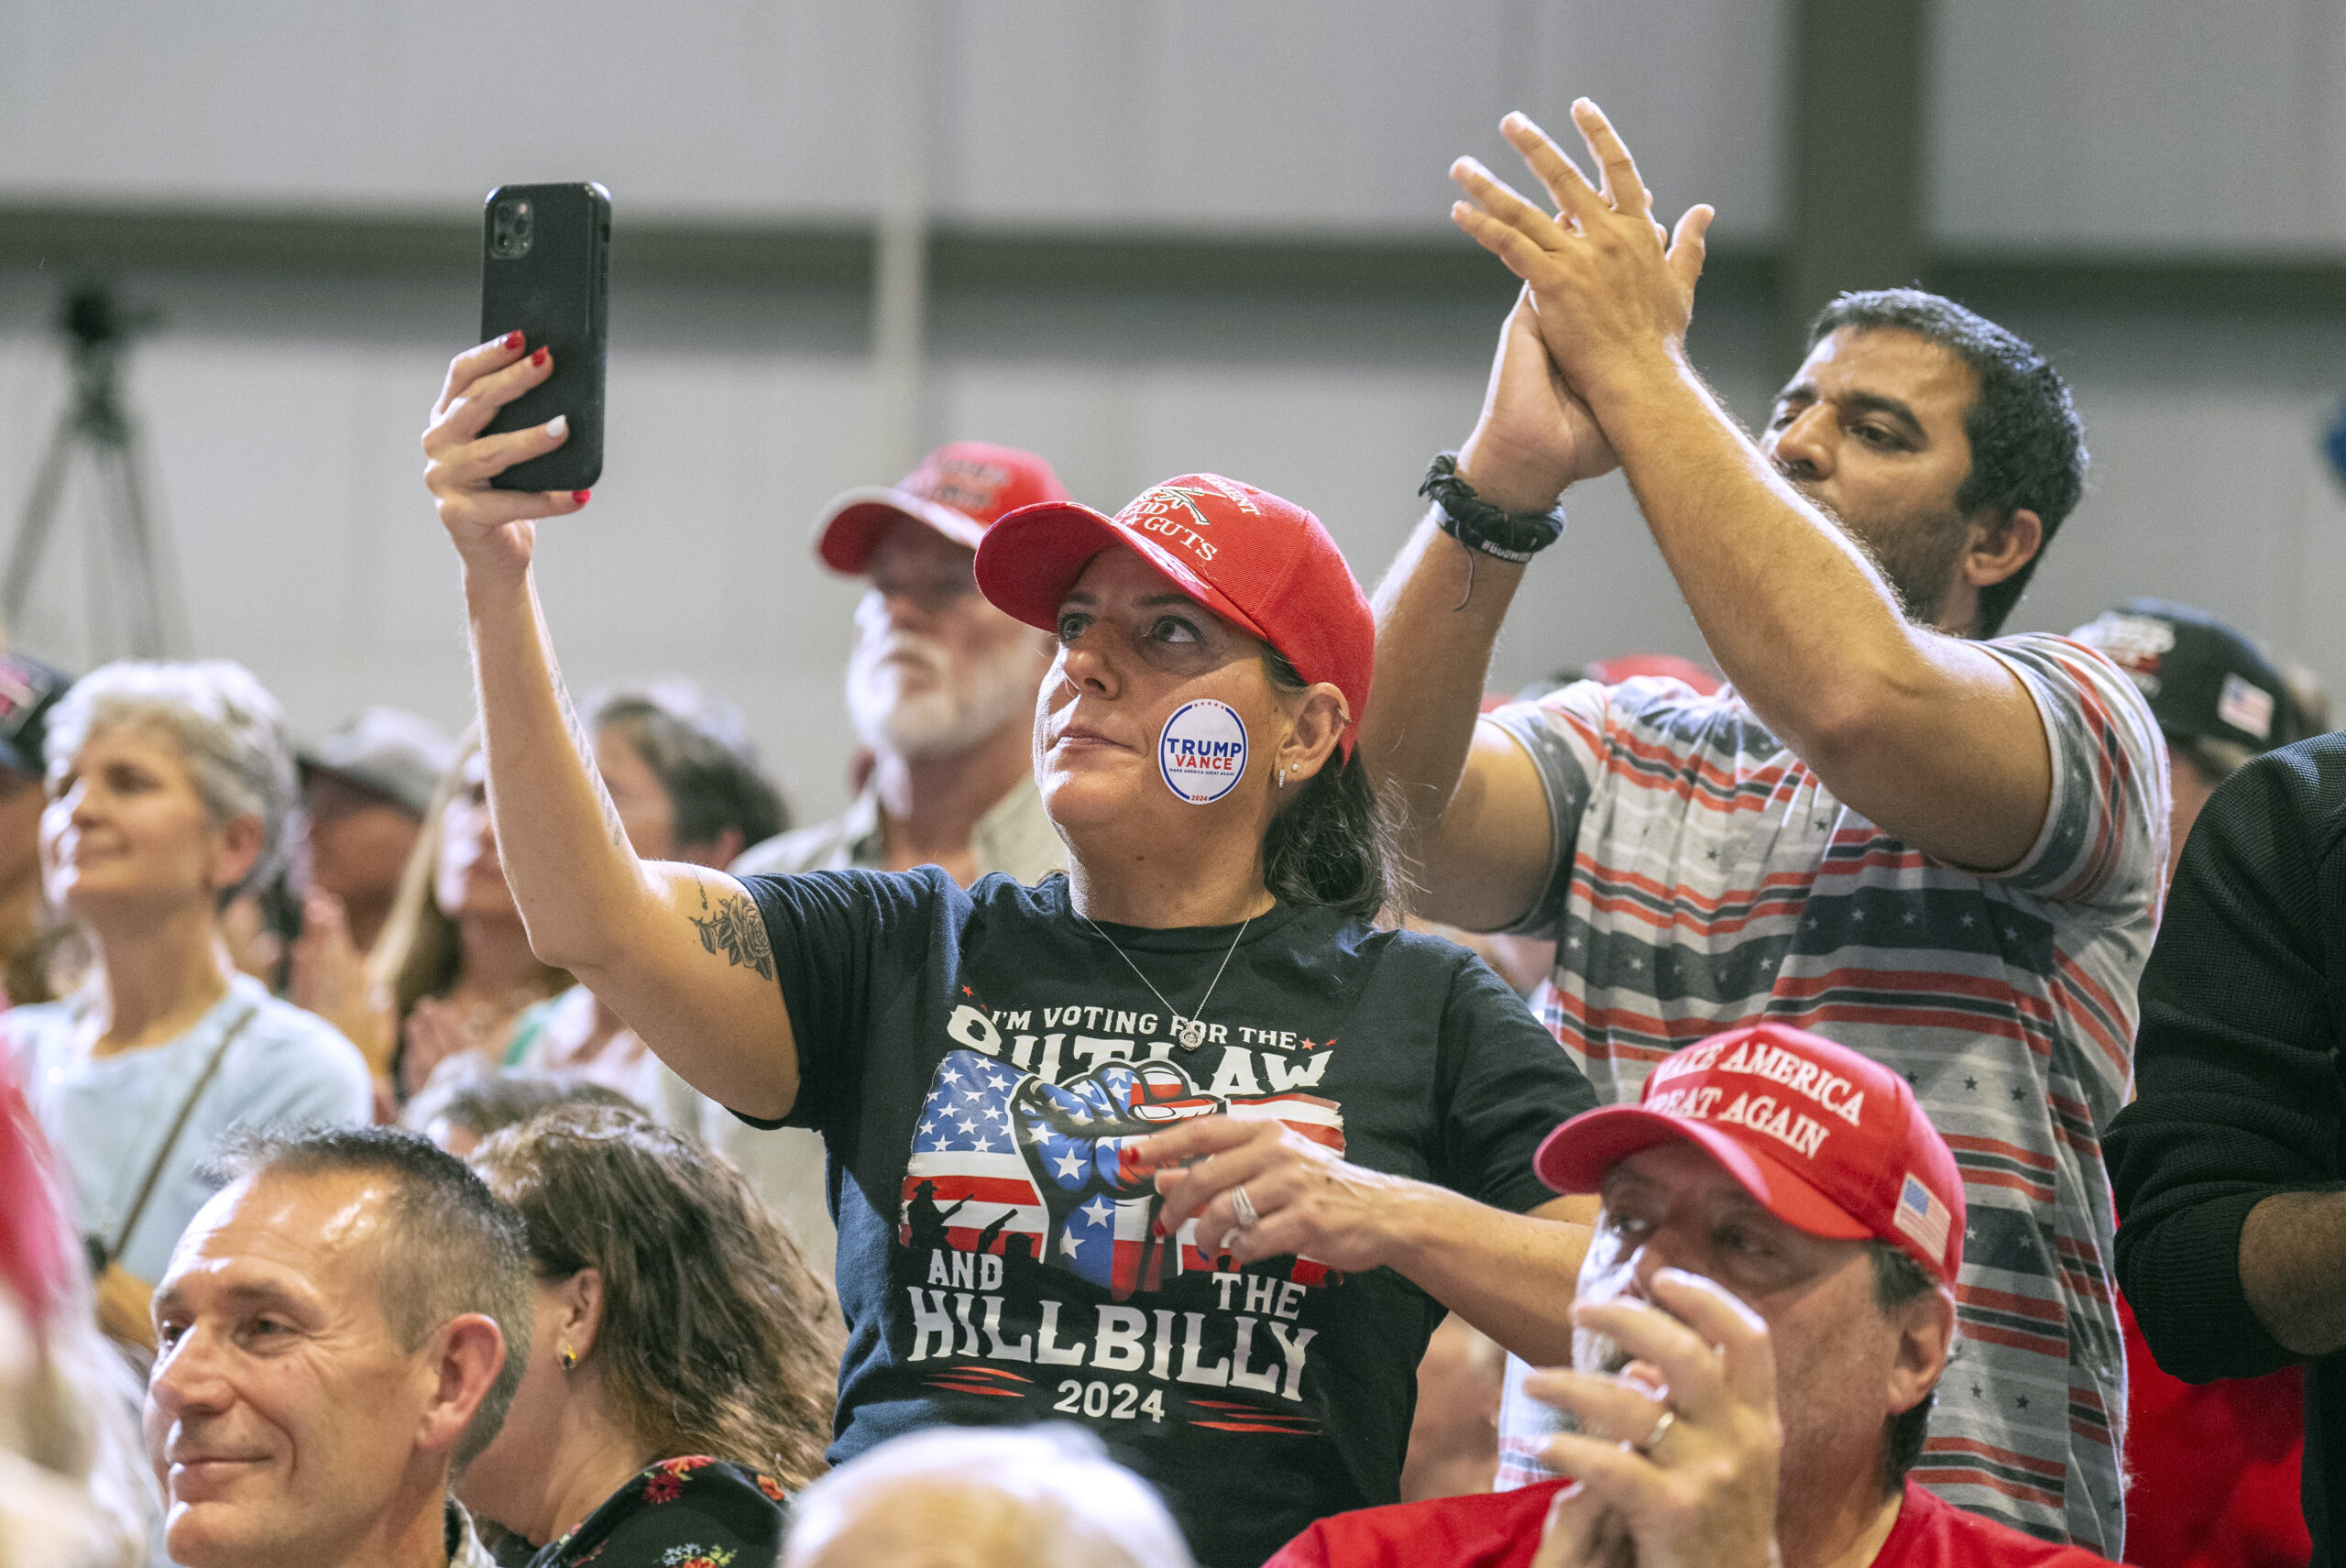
[2,282,188,660]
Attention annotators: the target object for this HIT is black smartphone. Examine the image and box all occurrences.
[480,181,610,491]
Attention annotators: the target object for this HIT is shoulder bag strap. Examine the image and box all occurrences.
[106,1001,262,1266]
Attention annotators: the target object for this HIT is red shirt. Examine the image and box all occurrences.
[2118,1291,2309,1568]
[1265,1478,2123,1568]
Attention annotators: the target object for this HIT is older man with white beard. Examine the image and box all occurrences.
[674,442,1073,1258]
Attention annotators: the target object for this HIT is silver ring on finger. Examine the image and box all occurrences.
[1231,1184,1260,1231]
[1637,1408,1676,1454]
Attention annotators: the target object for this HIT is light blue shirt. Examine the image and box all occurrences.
[7,973,373,1283]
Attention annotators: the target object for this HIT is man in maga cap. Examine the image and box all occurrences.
[1270,1024,2120,1568]
[736,440,1073,887]
[687,443,1076,1258]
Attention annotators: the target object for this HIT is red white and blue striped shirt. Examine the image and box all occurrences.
[1485,633,2167,1555]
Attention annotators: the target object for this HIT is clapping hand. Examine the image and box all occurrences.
[400,996,498,1099]
[1523,1268,1783,1568]
[290,890,393,1075]
[1450,103,1713,413]
[1454,286,1621,515]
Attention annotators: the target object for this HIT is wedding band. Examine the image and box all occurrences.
[1638,1409,1676,1453]
[1231,1184,1260,1231]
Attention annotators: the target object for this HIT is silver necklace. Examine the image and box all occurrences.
[1076,907,1255,1052]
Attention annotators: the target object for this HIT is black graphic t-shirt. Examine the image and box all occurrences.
[738,868,1596,1568]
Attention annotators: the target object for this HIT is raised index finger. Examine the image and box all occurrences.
[434,331,531,419]
[1569,98,1654,221]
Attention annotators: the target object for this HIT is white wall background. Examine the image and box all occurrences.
[0,0,1787,238]
[1932,0,2346,253]
[3,0,2344,824]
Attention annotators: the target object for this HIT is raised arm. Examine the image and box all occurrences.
[1450,104,2052,873]
[1362,295,1635,931]
[422,334,798,1120]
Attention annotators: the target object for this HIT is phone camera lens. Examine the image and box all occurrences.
[491,199,534,259]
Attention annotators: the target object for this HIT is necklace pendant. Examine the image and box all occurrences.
[1178,1020,1207,1051]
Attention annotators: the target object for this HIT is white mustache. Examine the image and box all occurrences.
[853,630,950,682]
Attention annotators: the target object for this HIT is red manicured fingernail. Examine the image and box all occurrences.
[531,346,549,368]
[1151,1219,1166,1238]
[500,330,523,351]
[571,490,591,506]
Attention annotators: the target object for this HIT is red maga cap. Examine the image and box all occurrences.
[1534,1022,1966,1285]
[974,474,1375,756]
[814,442,1071,575]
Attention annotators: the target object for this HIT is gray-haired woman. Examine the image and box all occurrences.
[1,661,371,1353]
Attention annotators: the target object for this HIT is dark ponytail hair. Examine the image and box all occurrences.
[1259,647,1407,919]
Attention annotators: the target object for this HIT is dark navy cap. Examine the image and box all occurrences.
[2071,598,2303,753]
[0,654,71,780]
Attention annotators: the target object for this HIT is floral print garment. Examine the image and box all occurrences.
[526,1456,791,1568]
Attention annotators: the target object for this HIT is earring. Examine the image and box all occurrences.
[1276,766,1287,790]
[560,1346,577,1372]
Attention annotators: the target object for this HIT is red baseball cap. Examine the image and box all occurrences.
[1534,1022,1966,1285]
[814,442,1071,575]
[973,474,1375,757]
[1585,652,1722,696]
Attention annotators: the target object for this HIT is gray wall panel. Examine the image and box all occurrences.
[0,0,1780,236]
[1932,0,2346,252]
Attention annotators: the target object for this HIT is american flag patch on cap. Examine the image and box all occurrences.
[1892,1172,1950,1263]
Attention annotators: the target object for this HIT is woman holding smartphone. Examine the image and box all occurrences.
[422,335,1596,1568]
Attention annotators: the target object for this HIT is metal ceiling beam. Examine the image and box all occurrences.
[0,202,2340,319]
[1782,0,1931,357]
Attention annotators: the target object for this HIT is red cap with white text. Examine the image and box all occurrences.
[973,474,1375,756]
[1533,1022,1966,1285]
[815,442,1072,574]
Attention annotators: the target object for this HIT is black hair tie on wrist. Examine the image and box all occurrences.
[1420,452,1567,564]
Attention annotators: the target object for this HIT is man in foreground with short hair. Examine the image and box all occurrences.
[1270,1024,2120,1568]
[1368,103,2165,1549]
[700,442,1074,1257]
[143,1126,530,1568]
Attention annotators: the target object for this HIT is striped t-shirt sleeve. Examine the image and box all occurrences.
[1484,675,1665,939]
[1972,634,2169,914]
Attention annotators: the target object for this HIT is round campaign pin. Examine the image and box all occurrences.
[1158,699,1248,805]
